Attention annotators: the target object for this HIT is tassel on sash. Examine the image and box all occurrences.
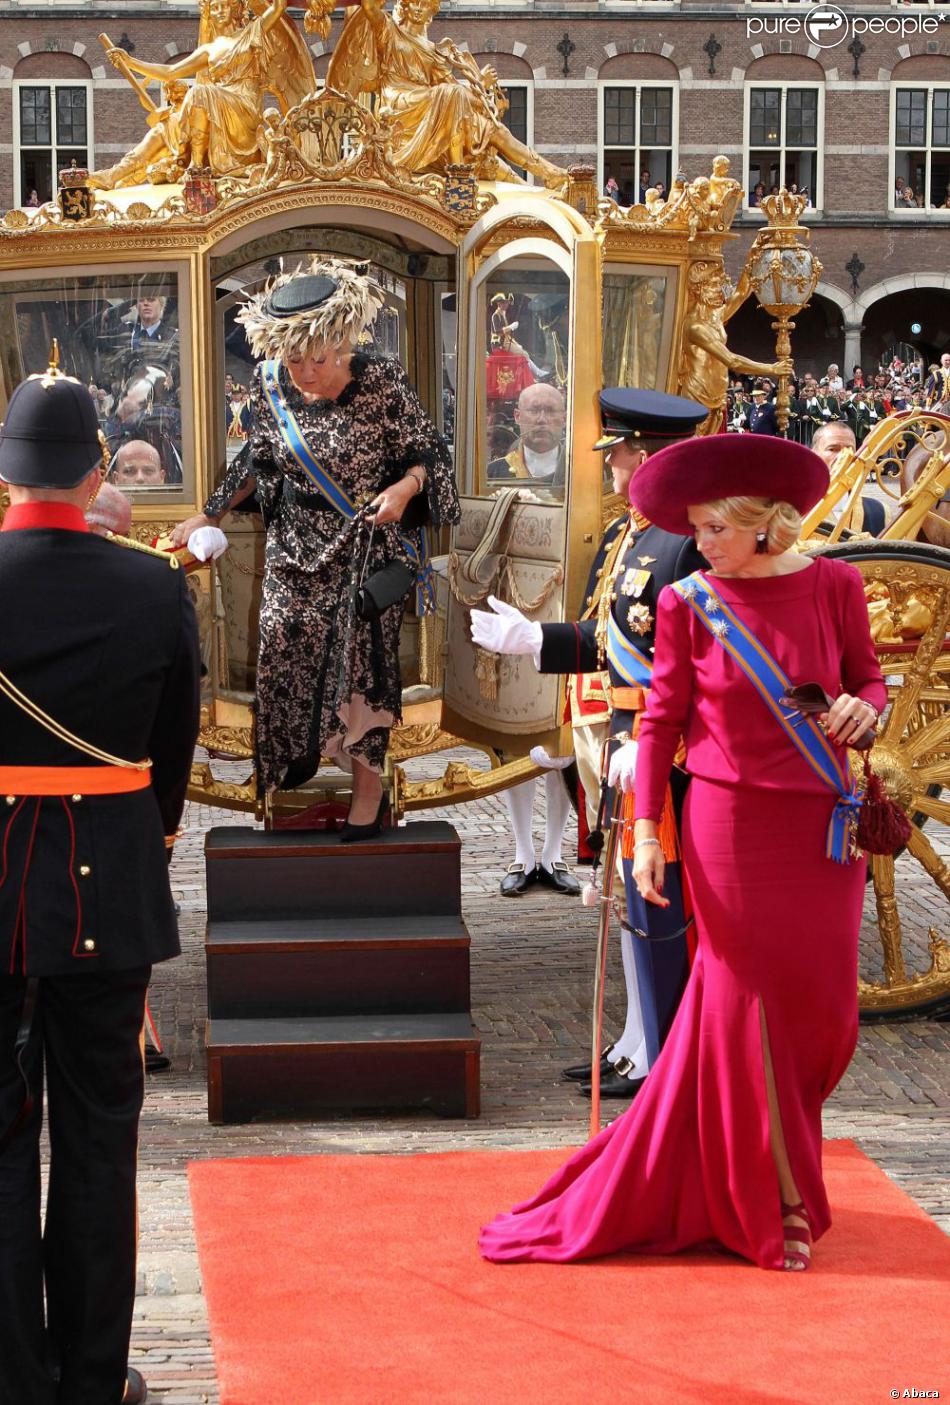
[620,784,679,862]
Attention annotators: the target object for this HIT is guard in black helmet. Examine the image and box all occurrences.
[471,387,707,1100]
[0,345,200,1405]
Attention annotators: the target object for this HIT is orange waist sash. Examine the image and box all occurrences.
[610,685,647,712]
[0,765,151,796]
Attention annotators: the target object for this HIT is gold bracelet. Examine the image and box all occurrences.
[406,468,426,496]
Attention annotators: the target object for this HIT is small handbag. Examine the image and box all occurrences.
[356,518,415,621]
[778,682,911,855]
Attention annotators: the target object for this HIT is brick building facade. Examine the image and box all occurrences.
[1,0,948,374]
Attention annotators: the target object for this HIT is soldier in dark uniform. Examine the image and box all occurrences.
[471,388,707,1098]
[0,352,200,1405]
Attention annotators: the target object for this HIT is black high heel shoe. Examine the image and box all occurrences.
[338,792,390,844]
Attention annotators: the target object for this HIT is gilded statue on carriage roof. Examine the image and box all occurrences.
[89,0,567,192]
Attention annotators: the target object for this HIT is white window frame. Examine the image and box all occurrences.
[499,80,535,185]
[743,81,823,218]
[13,77,94,208]
[889,83,950,217]
[596,80,679,201]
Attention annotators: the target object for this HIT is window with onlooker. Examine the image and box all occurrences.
[0,269,192,502]
[745,84,822,211]
[500,83,532,183]
[14,81,91,207]
[892,86,950,212]
[599,83,677,208]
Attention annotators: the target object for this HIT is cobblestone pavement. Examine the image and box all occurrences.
[132,758,949,1404]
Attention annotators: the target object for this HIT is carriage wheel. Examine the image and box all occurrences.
[810,540,950,1020]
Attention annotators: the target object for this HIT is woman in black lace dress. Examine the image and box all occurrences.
[174,262,459,832]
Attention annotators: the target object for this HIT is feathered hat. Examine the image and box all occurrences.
[236,259,384,361]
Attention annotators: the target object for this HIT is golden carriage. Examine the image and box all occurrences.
[0,0,946,1021]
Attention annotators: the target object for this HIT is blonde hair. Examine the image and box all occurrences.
[701,495,801,555]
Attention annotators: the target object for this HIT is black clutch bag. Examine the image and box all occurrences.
[356,519,415,620]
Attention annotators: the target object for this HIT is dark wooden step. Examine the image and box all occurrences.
[206,1013,480,1122]
[205,822,461,921]
[206,915,471,1018]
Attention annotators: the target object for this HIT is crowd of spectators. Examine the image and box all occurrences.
[603,167,669,208]
[727,351,950,448]
[894,176,950,211]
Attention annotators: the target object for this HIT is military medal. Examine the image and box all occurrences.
[619,566,651,598]
[626,602,654,634]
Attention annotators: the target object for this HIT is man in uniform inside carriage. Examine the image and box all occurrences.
[471,387,708,1098]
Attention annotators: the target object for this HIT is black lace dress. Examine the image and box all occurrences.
[204,353,459,792]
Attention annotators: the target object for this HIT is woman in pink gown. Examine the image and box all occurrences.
[479,434,886,1272]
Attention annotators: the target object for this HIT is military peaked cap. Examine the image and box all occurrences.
[594,388,708,451]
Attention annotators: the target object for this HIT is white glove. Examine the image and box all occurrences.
[187,525,230,562]
[469,595,542,667]
[607,739,638,794]
[529,745,573,771]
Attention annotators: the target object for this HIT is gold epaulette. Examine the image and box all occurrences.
[581,515,628,623]
[601,493,627,530]
[103,530,181,569]
[592,514,638,663]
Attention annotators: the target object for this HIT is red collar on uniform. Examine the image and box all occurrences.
[1,503,89,533]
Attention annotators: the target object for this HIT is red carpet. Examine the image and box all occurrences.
[189,1141,950,1404]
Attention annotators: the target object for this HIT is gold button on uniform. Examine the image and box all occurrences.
[72,794,82,803]
[79,865,91,877]
[5,796,15,805]
[83,939,96,952]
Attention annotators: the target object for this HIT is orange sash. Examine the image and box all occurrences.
[0,765,151,796]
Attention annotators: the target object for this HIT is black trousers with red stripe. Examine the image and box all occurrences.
[0,967,150,1405]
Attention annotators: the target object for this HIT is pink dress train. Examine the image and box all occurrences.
[480,558,886,1270]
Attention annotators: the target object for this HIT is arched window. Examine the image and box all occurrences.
[597,81,678,205]
[13,69,93,208]
[744,82,823,213]
[499,81,534,182]
[891,84,950,213]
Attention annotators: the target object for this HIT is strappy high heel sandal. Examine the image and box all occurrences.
[781,1198,812,1272]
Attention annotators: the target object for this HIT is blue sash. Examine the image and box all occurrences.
[671,571,860,864]
[260,360,434,614]
[606,613,654,688]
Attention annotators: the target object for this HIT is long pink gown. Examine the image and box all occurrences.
[480,557,887,1269]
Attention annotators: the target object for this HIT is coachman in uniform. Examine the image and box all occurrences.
[472,388,707,1098]
[0,352,200,1405]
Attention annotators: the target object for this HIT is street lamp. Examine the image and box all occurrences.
[747,190,823,435]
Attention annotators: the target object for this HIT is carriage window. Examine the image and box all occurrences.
[0,269,191,503]
[441,287,458,445]
[478,265,570,502]
[602,268,675,392]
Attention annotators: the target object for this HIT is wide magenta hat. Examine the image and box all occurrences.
[629,432,829,535]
